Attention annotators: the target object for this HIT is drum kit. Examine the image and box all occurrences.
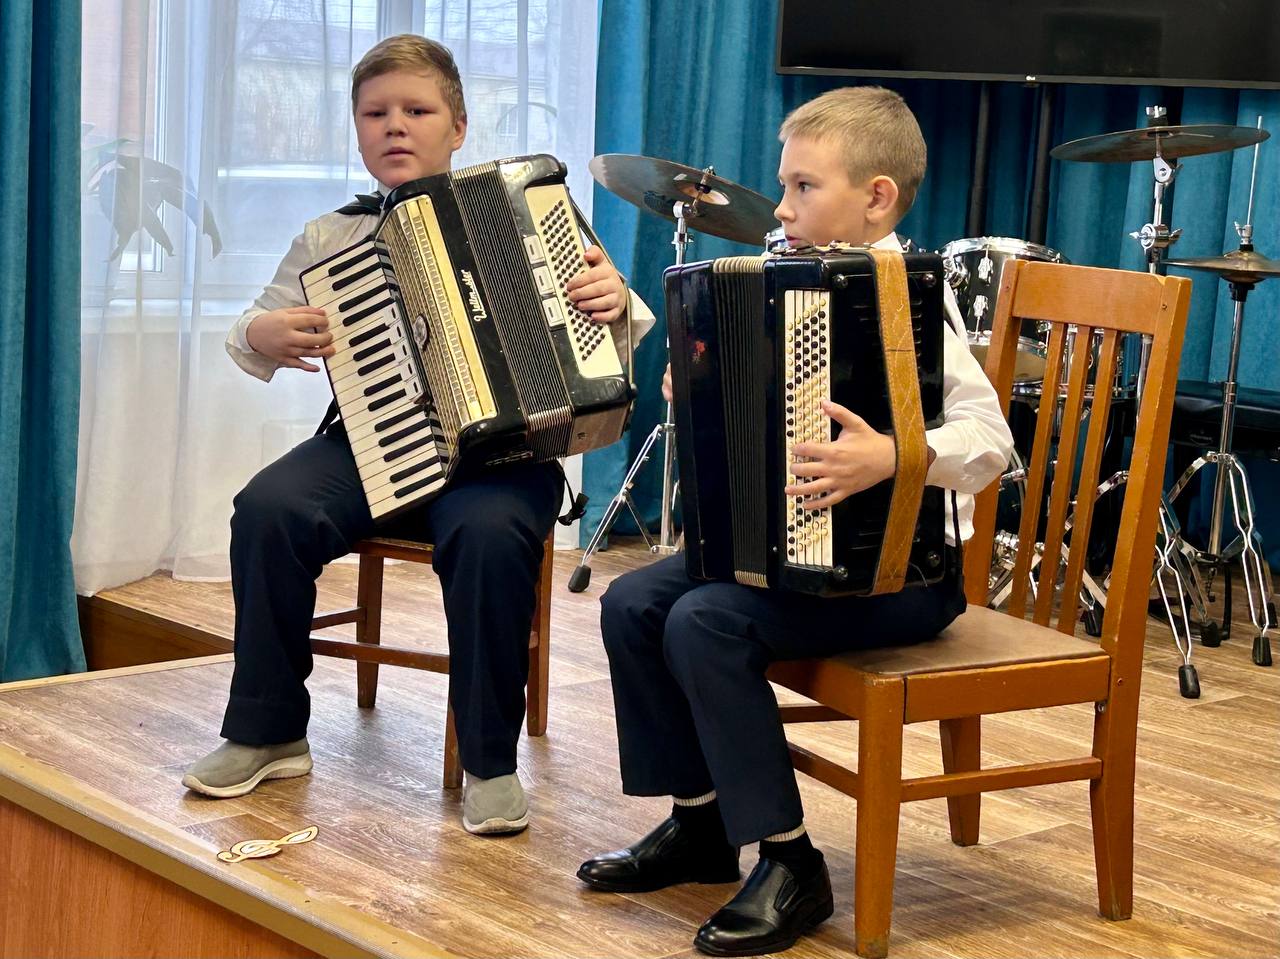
[567,109,1278,699]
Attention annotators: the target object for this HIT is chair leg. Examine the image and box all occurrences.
[854,679,907,959]
[525,537,553,737]
[443,697,463,789]
[1090,712,1137,920]
[939,716,982,846]
[355,554,384,709]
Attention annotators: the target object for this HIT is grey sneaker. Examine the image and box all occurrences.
[462,771,529,835]
[181,738,312,798]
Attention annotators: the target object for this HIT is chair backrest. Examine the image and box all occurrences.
[962,261,1191,684]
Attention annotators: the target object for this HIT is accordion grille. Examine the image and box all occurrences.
[378,197,496,456]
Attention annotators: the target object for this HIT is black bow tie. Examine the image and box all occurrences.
[336,192,384,216]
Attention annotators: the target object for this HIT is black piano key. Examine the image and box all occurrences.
[362,373,402,398]
[333,261,384,292]
[338,282,391,314]
[367,388,407,412]
[382,433,435,463]
[377,415,430,448]
[357,354,395,378]
[342,296,397,328]
[327,246,377,279]
[353,338,391,363]
[394,470,447,499]
[348,322,390,349]
[389,456,443,485]
[374,406,422,433]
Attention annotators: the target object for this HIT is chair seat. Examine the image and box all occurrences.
[825,604,1106,676]
[352,537,435,561]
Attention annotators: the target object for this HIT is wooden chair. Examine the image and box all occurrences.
[766,261,1192,957]
[309,532,555,789]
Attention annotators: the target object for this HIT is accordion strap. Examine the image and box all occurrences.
[867,248,929,595]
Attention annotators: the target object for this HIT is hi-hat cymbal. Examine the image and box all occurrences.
[1166,249,1280,284]
[588,154,777,245]
[1051,124,1269,163]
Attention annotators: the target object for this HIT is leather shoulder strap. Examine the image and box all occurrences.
[867,248,928,595]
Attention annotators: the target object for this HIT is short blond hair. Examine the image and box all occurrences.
[779,87,926,216]
[351,35,467,122]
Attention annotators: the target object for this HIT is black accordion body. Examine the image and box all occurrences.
[300,154,634,520]
[664,249,947,598]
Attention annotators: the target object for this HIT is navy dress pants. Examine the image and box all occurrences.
[220,421,562,779]
[600,553,967,846]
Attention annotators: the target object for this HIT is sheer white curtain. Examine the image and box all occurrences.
[75,0,600,594]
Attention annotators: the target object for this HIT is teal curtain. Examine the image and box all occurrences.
[586,0,1280,564]
[0,0,85,680]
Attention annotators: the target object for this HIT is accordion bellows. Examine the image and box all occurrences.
[302,155,634,520]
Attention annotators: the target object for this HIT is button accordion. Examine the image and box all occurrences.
[301,154,635,520]
[664,248,946,597]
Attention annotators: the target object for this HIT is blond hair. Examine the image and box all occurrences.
[779,87,926,216]
[351,35,467,122]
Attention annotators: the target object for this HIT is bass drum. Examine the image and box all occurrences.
[939,236,1068,385]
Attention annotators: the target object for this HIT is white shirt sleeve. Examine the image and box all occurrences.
[224,223,319,383]
[924,286,1014,493]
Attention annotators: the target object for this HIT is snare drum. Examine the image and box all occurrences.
[940,237,1068,384]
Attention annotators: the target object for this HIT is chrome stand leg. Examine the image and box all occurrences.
[567,418,679,593]
[1222,456,1275,666]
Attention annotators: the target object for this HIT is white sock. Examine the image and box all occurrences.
[673,790,717,807]
[763,823,807,843]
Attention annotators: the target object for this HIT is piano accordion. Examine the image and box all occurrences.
[301,154,634,520]
[664,248,947,597]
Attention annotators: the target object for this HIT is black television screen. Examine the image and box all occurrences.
[776,0,1280,88]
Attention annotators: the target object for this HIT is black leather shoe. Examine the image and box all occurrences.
[577,817,740,893]
[693,854,834,956]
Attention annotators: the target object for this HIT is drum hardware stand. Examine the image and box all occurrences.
[569,171,718,592]
[1163,128,1276,665]
[986,466,1116,627]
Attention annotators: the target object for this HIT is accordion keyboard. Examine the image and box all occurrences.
[301,239,450,520]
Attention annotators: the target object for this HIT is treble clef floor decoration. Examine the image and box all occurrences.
[217,825,319,864]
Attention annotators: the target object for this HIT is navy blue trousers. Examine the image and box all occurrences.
[220,422,562,778]
[600,554,967,846]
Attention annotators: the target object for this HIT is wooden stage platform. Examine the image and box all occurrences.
[3,543,1278,958]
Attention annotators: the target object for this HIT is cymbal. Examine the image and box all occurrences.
[1166,249,1280,284]
[1051,124,1269,163]
[588,154,777,244]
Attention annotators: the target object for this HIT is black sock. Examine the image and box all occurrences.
[759,832,822,880]
[671,798,732,849]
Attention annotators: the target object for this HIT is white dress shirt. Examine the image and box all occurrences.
[873,233,1014,544]
[225,201,657,383]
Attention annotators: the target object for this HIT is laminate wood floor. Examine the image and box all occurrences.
[24,540,1280,958]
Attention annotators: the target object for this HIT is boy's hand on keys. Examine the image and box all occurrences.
[567,245,626,325]
[246,307,335,372]
[786,400,898,510]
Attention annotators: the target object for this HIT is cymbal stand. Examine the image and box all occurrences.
[1164,134,1276,664]
[569,170,717,592]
